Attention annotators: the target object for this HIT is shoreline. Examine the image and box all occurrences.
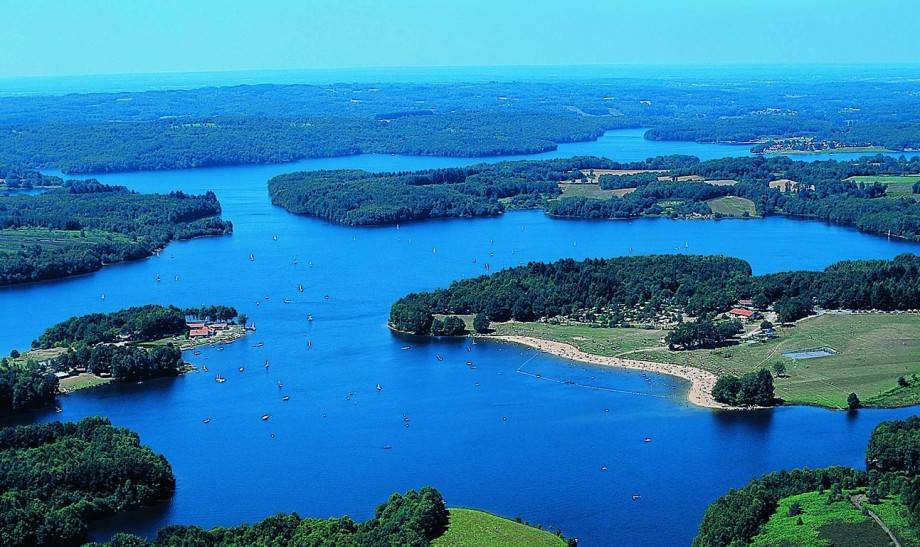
[487,334,734,410]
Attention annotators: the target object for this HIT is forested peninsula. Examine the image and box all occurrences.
[0,178,232,285]
[268,154,920,242]
[3,77,920,173]
[0,304,244,416]
[391,254,920,408]
[694,417,920,546]
[0,417,175,547]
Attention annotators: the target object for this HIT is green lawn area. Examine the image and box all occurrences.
[557,182,634,199]
[848,175,920,199]
[491,313,920,409]
[871,496,920,546]
[751,491,889,547]
[491,321,664,356]
[707,195,757,216]
[0,227,135,256]
[433,508,567,547]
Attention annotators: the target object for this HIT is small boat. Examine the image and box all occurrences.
[202,365,209,372]
[466,346,472,352]
[277,381,283,388]
[264,359,270,369]
[436,354,444,362]
[55,407,63,413]
[283,298,293,304]
[261,414,270,421]
[401,346,411,351]
[292,258,298,265]
[600,465,608,472]
[307,314,313,321]
[273,235,278,241]
[383,444,393,450]
[324,294,330,300]
[466,360,473,366]
[643,437,652,443]
[282,395,290,401]
[632,495,641,501]
[249,253,255,261]
[376,384,382,391]
[238,367,245,373]
[217,346,224,351]
[298,284,304,293]
[307,340,313,349]
[193,350,202,356]
[215,375,226,383]
[202,418,211,424]
[155,274,161,282]
[101,293,105,300]
[252,342,264,348]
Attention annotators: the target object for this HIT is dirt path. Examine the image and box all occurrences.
[851,494,902,547]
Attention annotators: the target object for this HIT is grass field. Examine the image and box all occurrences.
[491,313,920,409]
[0,227,135,256]
[848,175,920,199]
[750,491,888,547]
[433,508,567,547]
[707,196,757,216]
[557,182,634,199]
[871,497,920,546]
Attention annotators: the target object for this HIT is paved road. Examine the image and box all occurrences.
[851,494,902,547]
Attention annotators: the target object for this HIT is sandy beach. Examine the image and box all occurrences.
[489,335,732,409]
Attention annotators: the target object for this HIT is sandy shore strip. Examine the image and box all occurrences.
[489,335,732,409]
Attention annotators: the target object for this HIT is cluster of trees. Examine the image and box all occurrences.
[0,182,232,284]
[33,305,189,348]
[0,417,175,546]
[431,316,467,337]
[51,345,184,381]
[0,362,58,416]
[390,255,753,334]
[183,305,239,322]
[694,417,920,545]
[89,487,449,547]
[665,318,742,350]
[711,369,775,406]
[393,253,920,336]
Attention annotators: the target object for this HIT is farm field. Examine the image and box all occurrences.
[432,508,567,547]
[557,182,634,199]
[707,195,757,216]
[0,227,134,256]
[848,175,920,199]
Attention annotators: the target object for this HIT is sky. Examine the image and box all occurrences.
[1,0,919,79]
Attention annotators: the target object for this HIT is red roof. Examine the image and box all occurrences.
[729,308,754,317]
[189,328,210,337]
[187,322,205,328]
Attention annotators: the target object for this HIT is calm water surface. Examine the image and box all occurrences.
[5,130,920,546]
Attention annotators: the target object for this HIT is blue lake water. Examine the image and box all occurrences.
[5,129,920,546]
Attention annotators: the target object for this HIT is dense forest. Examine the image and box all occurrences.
[0,180,232,284]
[89,487,450,547]
[693,416,920,546]
[0,362,58,416]
[268,153,920,241]
[3,76,920,172]
[0,417,175,547]
[389,253,920,335]
[0,163,62,190]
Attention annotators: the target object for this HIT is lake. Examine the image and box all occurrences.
[5,129,920,546]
